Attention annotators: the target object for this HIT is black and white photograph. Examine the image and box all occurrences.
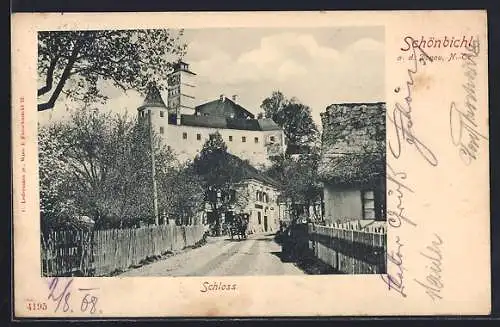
[12,10,491,317]
[37,27,387,277]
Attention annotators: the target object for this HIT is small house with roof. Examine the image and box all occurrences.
[137,61,286,168]
[318,102,386,226]
[216,154,282,234]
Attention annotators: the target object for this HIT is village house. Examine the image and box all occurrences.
[189,154,282,234]
[231,161,281,234]
[318,102,386,226]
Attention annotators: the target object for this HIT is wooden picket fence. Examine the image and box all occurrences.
[41,224,206,277]
[41,230,93,277]
[308,222,387,274]
[92,225,205,276]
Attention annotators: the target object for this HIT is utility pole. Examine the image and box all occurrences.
[148,111,160,225]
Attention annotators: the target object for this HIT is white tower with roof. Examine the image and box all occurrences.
[166,60,197,123]
[137,82,169,140]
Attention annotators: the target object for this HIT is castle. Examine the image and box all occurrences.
[137,61,285,233]
[137,61,286,168]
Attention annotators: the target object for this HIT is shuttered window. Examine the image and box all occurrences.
[362,190,376,220]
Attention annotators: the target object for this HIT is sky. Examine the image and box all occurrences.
[39,27,385,128]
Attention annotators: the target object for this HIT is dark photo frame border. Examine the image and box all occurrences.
[7,0,500,324]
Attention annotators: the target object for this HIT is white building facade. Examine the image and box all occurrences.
[232,179,281,234]
[138,61,285,168]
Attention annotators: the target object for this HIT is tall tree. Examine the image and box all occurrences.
[38,122,76,231]
[266,151,323,224]
[158,163,205,226]
[193,132,244,235]
[37,29,186,111]
[38,108,175,230]
[260,91,287,120]
[259,91,319,154]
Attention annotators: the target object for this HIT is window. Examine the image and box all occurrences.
[362,184,386,220]
[270,136,275,142]
[160,111,164,118]
[258,212,262,225]
[159,127,164,134]
[197,134,201,140]
[362,190,376,220]
[182,132,187,140]
[254,137,259,143]
[229,136,233,142]
[242,136,246,143]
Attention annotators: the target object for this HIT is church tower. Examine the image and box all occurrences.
[166,60,197,124]
[137,82,168,141]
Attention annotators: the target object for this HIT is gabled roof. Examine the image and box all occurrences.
[137,87,283,132]
[228,153,282,189]
[138,83,167,111]
[195,97,255,119]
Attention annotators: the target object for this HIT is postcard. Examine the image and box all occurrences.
[11,10,490,318]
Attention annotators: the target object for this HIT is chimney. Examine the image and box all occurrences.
[232,95,238,103]
[220,94,225,102]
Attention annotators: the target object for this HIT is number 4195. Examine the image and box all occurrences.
[27,301,47,311]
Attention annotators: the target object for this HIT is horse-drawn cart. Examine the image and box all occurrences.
[227,213,249,240]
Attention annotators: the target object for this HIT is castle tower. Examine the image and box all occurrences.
[137,82,169,141]
[166,60,197,124]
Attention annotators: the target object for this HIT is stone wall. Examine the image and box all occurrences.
[318,102,386,185]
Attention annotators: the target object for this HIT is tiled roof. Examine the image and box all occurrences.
[226,118,261,130]
[175,115,281,132]
[138,82,167,110]
[228,153,282,188]
[138,88,282,131]
[195,98,255,119]
[180,114,227,129]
